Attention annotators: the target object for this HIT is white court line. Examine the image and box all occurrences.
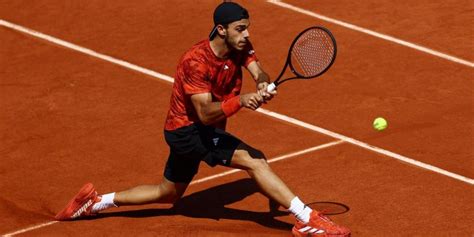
[267,0,474,68]
[2,221,58,237]
[0,19,472,184]
[1,141,343,236]
[0,20,174,84]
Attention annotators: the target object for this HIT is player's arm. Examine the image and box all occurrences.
[191,92,263,125]
[246,61,276,101]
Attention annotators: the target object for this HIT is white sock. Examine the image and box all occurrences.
[91,193,118,213]
[288,197,312,224]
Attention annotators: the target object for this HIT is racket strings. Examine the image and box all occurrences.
[291,29,335,77]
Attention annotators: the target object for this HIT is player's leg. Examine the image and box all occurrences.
[55,126,201,221]
[85,177,188,217]
[54,177,190,221]
[203,127,307,218]
[202,127,297,211]
[91,147,200,214]
[113,178,188,205]
[225,141,350,236]
[96,124,204,210]
[229,142,295,208]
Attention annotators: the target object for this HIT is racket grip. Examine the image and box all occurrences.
[266,83,276,93]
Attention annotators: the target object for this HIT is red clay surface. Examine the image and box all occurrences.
[1,0,473,236]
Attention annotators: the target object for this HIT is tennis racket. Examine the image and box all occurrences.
[266,26,337,92]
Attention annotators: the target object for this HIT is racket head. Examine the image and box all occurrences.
[288,26,337,79]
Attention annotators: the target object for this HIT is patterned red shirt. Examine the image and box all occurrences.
[164,39,258,131]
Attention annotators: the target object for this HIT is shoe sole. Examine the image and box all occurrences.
[292,227,351,237]
[54,183,96,220]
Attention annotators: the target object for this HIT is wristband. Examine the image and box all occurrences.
[221,96,242,117]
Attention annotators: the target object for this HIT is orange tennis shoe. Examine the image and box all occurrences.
[292,211,351,237]
[55,183,100,220]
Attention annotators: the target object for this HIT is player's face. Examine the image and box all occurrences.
[224,19,250,51]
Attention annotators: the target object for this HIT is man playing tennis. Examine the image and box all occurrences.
[55,2,350,236]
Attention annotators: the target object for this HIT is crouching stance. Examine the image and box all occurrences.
[55,2,350,236]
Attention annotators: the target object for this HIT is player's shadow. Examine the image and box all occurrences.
[96,178,293,230]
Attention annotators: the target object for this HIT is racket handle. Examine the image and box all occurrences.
[266,83,276,93]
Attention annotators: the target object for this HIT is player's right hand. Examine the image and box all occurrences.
[257,82,277,102]
[240,93,263,110]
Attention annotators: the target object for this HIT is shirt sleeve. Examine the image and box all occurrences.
[181,58,211,95]
[242,41,258,68]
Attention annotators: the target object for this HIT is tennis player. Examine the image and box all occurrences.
[55,2,350,236]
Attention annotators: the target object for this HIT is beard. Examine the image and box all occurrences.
[225,35,246,51]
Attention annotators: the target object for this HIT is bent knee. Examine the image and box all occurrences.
[234,145,266,160]
[250,157,269,170]
[235,152,269,170]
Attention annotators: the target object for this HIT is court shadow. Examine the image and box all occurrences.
[95,178,293,230]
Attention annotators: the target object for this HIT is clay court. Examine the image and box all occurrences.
[1,0,473,236]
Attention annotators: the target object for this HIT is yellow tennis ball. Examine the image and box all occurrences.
[373,117,388,131]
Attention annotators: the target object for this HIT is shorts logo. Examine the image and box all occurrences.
[212,137,219,146]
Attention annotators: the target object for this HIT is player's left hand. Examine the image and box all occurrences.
[257,82,277,102]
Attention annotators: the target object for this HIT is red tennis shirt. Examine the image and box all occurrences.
[164,39,258,131]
